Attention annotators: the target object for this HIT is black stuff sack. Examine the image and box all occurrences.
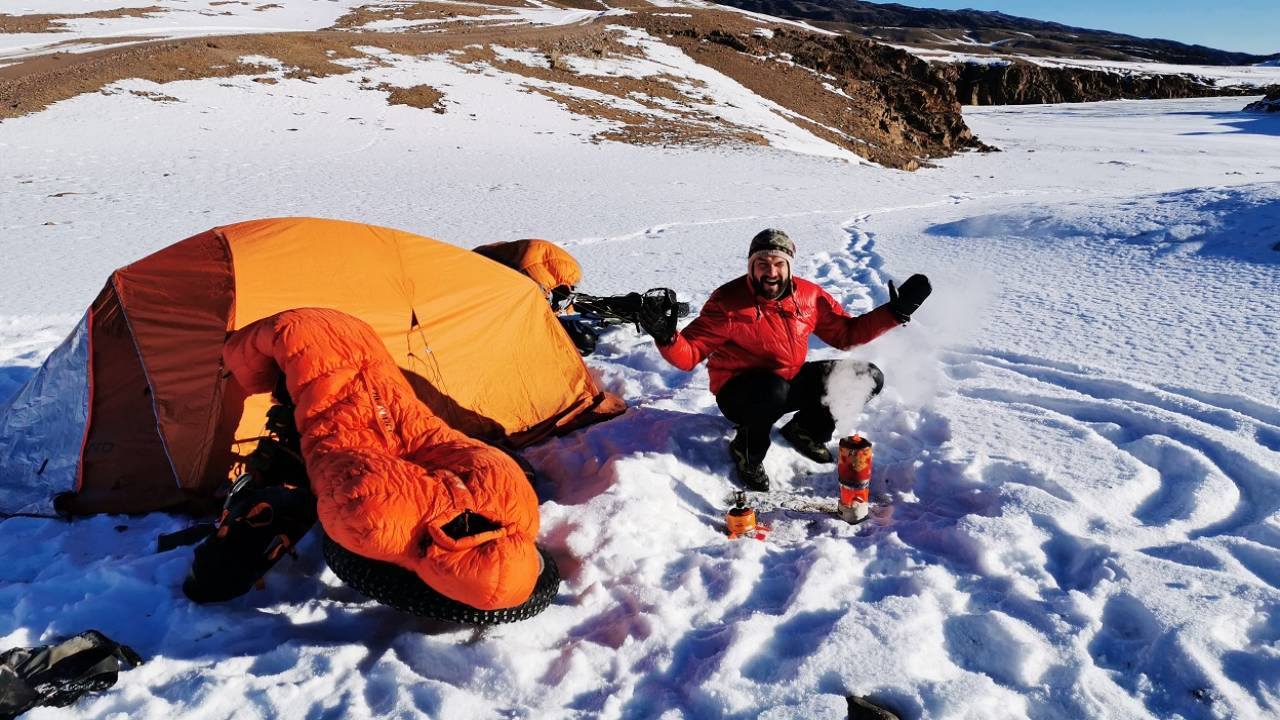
[0,630,142,719]
[182,480,317,603]
[182,395,317,604]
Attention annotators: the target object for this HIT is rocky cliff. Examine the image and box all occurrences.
[1244,87,1280,112]
[937,60,1264,106]
[621,12,990,168]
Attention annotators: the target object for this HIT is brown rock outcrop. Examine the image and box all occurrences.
[1244,86,1280,112]
[620,11,991,169]
[937,60,1264,106]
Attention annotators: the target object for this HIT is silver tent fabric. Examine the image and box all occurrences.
[0,313,90,515]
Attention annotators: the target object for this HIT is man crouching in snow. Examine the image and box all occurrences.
[638,228,931,491]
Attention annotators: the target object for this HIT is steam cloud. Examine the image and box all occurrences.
[822,272,995,437]
[824,362,877,438]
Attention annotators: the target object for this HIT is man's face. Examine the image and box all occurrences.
[751,255,790,299]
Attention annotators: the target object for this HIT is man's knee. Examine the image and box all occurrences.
[717,371,789,424]
[867,362,885,398]
[822,359,884,402]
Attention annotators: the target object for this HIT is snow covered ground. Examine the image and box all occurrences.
[0,0,372,58]
[2,11,1279,719]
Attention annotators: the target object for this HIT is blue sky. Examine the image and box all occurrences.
[870,1,1277,55]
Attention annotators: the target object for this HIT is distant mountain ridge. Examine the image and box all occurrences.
[714,0,1280,66]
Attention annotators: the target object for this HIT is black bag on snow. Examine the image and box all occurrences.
[0,630,142,719]
[183,397,318,603]
[557,316,598,356]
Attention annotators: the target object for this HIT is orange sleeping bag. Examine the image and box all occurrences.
[473,239,582,293]
[222,308,541,610]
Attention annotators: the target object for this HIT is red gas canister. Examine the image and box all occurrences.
[837,435,872,524]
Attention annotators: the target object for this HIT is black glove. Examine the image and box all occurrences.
[888,274,931,322]
[638,288,679,346]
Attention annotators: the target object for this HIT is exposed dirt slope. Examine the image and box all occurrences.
[0,4,987,169]
[618,9,989,169]
[0,7,166,34]
[0,24,567,119]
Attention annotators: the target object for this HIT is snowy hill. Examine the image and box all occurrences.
[2,2,1280,719]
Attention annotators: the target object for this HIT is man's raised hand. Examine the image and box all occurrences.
[888,274,932,322]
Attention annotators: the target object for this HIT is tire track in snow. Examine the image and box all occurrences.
[904,351,1279,717]
[828,213,1277,717]
[942,347,1280,549]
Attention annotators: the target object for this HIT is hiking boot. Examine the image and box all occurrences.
[729,432,770,492]
[780,418,833,463]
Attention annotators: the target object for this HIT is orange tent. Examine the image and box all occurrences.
[1,218,623,516]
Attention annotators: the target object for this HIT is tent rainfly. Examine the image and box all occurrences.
[0,218,623,516]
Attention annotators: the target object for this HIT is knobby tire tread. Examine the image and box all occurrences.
[322,533,560,625]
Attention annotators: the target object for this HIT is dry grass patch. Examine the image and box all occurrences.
[128,88,179,102]
[455,33,771,148]
[543,0,608,10]
[330,2,517,30]
[491,30,700,107]
[0,6,166,34]
[0,24,594,119]
[530,87,767,147]
[0,34,366,119]
[378,82,447,112]
[547,0,650,8]
[455,0,540,7]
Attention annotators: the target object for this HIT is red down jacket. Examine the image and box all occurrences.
[659,276,902,393]
[223,308,540,610]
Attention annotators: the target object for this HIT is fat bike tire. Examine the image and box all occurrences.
[322,533,560,625]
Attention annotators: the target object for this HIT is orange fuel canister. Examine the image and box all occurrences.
[726,491,758,538]
[837,435,872,524]
[726,506,757,538]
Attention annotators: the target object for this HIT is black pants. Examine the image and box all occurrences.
[716,360,884,464]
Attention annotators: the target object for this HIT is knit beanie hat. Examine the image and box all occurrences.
[748,228,795,261]
[747,228,794,296]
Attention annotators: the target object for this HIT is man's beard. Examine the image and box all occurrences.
[755,275,787,299]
